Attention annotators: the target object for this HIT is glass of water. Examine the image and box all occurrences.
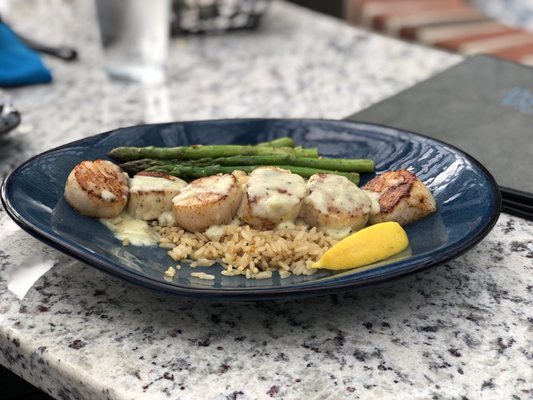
[94,0,170,84]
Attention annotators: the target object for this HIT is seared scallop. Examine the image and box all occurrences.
[127,171,187,221]
[232,170,249,188]
[172,174,243,232]
[301,173,371,239]
[239,167,307,229]
[64,160,129,218]
[363,169,437,226]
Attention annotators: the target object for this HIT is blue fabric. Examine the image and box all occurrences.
[0,23,52,87]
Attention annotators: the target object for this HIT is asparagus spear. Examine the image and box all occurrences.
[257,137,294,147]
[108,144,317,161]
[120,159,171,175]
[202,155,374,172]
[146,164,360,184]
[120,155,374,175]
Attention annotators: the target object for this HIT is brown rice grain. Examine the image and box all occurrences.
[156,220,337,280]
[191,272,215,280]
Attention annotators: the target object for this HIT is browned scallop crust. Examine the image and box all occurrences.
[364,169,437,226]
[364,170,415,213]
[64,160,129,218]
[74,160,128,200]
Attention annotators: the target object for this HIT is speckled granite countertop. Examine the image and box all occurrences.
[1,1,532,399]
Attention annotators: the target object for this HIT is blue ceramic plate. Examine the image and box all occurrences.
[1,119,501,300]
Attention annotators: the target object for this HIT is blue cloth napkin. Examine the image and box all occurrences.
[0,22,52,87]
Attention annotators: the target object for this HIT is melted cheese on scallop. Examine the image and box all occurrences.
[305,174,371,214]
[172,175,234,203]
[129,174,186,192]
[301,173,371,239]
[246,167,307,222]
[127,173,187,221]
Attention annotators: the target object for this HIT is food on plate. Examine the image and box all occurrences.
[113,138,373,184]
[239,167,307,229]
[64,159,129,218]
[120,155,374,178]
[301,173,372,239]
[108,141,319,162]
[312,222,409,270]
[101,212,159,247]
[120,159,362,184]
[158,223,337,279]
[63,137,437,279]
[363,170,437,226]
[172,173,243,232]
[127,171,187,220]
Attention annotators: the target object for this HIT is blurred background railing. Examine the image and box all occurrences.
[289,0,533,65]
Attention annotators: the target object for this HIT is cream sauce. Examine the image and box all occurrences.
[325,227,352,240]
[172,174,234,203]
[276,220,296,230]
[205,225,226,241]
[101,212,159,246]
[128,175,186,220]
[101,189,117,201]
[158,211,176,227]
[364,190,381,215]
[129,175,186,192]
[305,174,371,214]
[247,167,307,221]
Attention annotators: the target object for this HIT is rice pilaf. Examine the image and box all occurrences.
[155,223,338,279]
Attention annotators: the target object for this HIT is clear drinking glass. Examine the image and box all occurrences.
[94,0,170,84]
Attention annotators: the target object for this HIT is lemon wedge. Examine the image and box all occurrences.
[312,221,409,270]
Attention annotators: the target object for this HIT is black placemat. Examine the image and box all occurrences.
[345,55,533,206]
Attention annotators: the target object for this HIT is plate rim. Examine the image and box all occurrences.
[1,118,502,300]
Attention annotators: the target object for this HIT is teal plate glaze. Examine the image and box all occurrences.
[1,119,501,300]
